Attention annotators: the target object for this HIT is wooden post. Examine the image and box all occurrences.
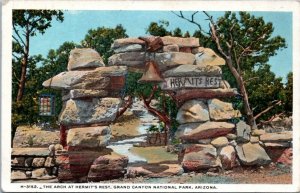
[60,124,67,147]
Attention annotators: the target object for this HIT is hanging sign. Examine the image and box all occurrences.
[160,76,222,90]
[39,94,55,116]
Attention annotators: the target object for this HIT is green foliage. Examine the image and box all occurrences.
[81,25,128,63]
[281,72,293,113]
[146,20,172,36]
[13,10,64,37]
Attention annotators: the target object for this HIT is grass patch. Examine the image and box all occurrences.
[129,146,178,163]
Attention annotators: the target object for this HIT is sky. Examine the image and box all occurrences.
[29,10,292,81]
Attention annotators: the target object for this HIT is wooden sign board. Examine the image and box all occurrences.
[160,76,222,90]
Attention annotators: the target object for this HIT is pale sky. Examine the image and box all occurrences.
[29,10,292,81]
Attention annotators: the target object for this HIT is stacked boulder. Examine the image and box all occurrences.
[109,36,291,172]
[43,48,128,182]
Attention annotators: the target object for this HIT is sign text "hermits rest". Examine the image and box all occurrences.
[161,76,222,90]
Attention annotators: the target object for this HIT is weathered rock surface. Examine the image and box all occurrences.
[176,122,235,141]
[235,143,271,166]
[114,44,144,53]
[179,144,220,171]
[176,100,209,124]
[43,66,127,90]
[174,88,238,102]
[87,153,128,181]
[236,120,251,142]
[11,157,25,167]
[111,38,145,49]
[32,158,46,167]
[195,48,225,66]
[162,64,222,77]
[62,89,118,101]
[226,133,237,140]
[13,125,60,148]
[11,170,27,180]
[161,36,200,47]
[264,142,291,148]
[12,148,50,156]
[163,44,179,52]
[32,168,49,178]
[264,116,293,133]
[68,48,104,71]
[265,148,292,165]
[155,52,195,71]
[211,137,229,148]
[127,164,183,178]
[67,126,111,148]
[260,131,292,142]
[219,145,238,169]
[250,136,259,143]
[44,157,55,167]
[108,52,145,68]
[59,98,122,125]
[208,99,241,121]
[251,129,266,136]
[220,80,231,89]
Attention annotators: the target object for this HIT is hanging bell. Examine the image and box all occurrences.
[138,61,164,83]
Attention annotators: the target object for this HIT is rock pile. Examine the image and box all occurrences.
[43,48,129,182]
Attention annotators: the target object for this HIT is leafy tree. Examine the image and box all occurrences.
[281,72,293,114]
[13,10,64,101]
[146,20,172,36]
[173,27,183,37]
[174,11,286,128]
[81,25,128,64]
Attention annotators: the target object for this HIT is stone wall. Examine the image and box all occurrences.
[11,147,60,181]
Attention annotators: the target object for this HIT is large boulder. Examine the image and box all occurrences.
[219,145,239,170]
[173,88,238,102]
[12,125,60,148]
[162,64,222,77]
[108,52,146,69]
[43,66,127,90]
[160,36,200,47]
[59,98,122,126]
[111,38,145,49]
[179,144,220,171]
[127,164,183,178]
[235,143,271,166]
[163,44,179,52]
[67,126,111,148]
[194,48,225,66]
[260,131,292,143]
[67,48,105,71]
[113,44,144,53]
[175,122,235,141]
[176,100,209,124]
[208,99,241,121]
[87,153,128,181]
[11,170,28,180]
[236,120,251,143]
[62,89,119,101]
[265,148,292,165]
[154,52,195,71]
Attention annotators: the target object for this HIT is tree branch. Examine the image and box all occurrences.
[13,24,26,47]
[115,96,133,119]
[171,11,210,36]
[254,100,282,120]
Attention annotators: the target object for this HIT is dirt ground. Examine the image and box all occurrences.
[107,164,292,184]
[110,112,141,141]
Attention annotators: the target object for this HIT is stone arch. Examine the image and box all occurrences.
[42,36,287,182]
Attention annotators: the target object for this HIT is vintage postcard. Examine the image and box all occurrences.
[1,0,300,192]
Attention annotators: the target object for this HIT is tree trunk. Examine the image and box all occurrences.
[16,29,29,102]
[16,57,27,101]
[226,58,256,128]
